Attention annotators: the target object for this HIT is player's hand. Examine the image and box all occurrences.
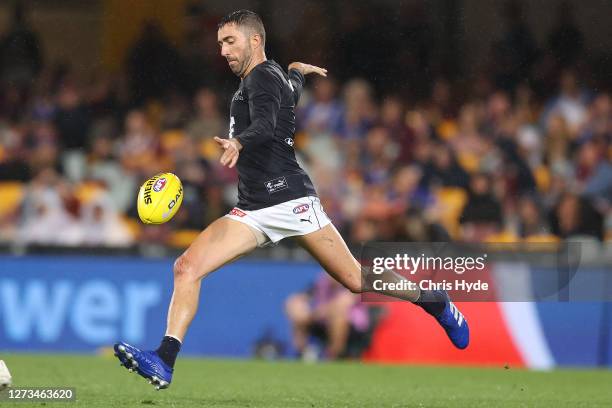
[214,136,242,168]
[288,62,327,77]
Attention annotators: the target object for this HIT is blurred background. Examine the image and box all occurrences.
[0,0,611,368]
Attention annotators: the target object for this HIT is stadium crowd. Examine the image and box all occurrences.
[0,2,610,248]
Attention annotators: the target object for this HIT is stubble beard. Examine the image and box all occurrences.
[235,48,253,78]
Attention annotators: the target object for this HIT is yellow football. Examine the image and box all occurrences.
[137,173,183,224]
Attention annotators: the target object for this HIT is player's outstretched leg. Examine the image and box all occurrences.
[114,217,259,389]
[295,224,469,349]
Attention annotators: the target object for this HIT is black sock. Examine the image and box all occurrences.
[156,336,182,368]
[414,290,447,317]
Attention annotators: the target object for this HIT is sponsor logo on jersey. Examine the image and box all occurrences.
[232,91,245,101]
[153,177,167,192]
[264,177,289,194]
[293,204,309,214]
[230,208,247,217]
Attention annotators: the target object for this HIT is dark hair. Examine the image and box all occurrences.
[218,10,266,46]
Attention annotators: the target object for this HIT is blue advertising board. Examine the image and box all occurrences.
[1,255,611,367]
[0,256,320,356]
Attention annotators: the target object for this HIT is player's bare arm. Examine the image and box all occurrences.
[288,62,328,77]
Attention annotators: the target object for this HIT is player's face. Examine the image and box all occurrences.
[217,24,253,77]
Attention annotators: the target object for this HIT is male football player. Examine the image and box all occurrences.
[114,10,469,390]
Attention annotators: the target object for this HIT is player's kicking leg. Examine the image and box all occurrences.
[114,217,260,389]
[295,224,470,349]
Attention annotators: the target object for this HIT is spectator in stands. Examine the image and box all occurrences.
[338,79,376,140]
[516,194,549,238]
[27,120,60,176]
[0,10,610,249]
[81,192,133,247]
[54,82,91,151]
[495,136,537,195]
[160,91,190,130]
[86,73,122,120]
[577,139,612,209]
[425,78,455,125]
[514,101,543,169]
[544,113,571,169]
[387,165,432,215]
[119,109,159,175]
[285,273,370,360]
[87,134,136,213]
[394,208,451,242]
[172,138,211,230]
[576,139,604,184]
[490,0,538,92]
[0,120,30,181]
[126,21,182,103]
[18,167,82,245]
[360,126,396,185]
[550,192,603,240]
[450,104,487,166]
[460,172,503,242]
[579,93,611,143]
[547,2,584,69]
[186,88,225,141]
[299,76,343,137]
[429,143,470,189]
[380,96,413,163]
[542,69,590,136]
[0,1,42,89]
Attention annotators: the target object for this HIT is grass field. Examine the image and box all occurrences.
[2,354,611,407]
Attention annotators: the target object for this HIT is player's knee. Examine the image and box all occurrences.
[173,255,199,282]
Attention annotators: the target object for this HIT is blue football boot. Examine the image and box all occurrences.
[114,342,173,390]
[433,291,470,349]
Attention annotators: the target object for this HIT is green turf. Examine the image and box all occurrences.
[1,354,611,407]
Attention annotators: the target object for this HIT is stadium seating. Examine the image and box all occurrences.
[168,229,201,248]
[74,182,106,204]
[435,187,467,238]
[0,182,25,218]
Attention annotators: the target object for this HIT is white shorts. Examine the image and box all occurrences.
[224,196,332,247]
